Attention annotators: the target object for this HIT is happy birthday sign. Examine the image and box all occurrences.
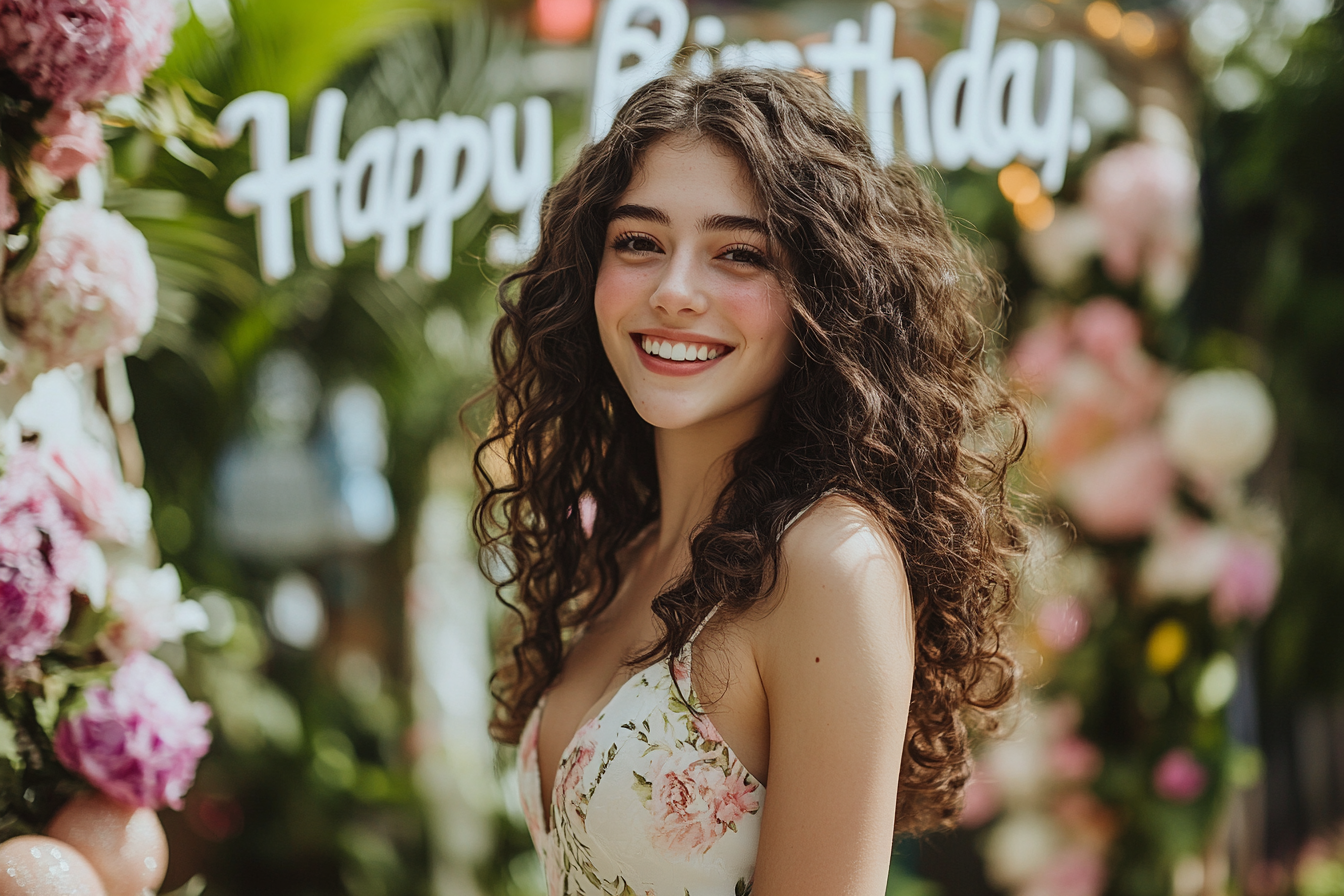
[217,0,1093,283]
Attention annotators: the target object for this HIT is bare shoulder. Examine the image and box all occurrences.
[752,494,914,675]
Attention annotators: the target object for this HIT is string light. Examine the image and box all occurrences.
[1014,194,1055,231]
[998,162,1042,205]
[1120,11,1158,56]
[533,0,596,43]
[1085,1,1123,39]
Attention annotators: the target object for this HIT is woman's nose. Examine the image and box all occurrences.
[648,250,707,317]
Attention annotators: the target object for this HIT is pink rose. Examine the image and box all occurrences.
[1010,315,1071,394]
[0,449,84,667]
[31,105,107,182]
[1211,536,1280,625]
[1060,431,1175,540]
[1048,736,1102,783]
[55,651,212,810]
[1152,748,1206,803]
[0,167,16,231]
[4,201,158,373]
[1071,297,1141,366]
[0,0,175,105]
[1082,142,1199,286]
[1022,846,1106,896]
[959,765,1001,828]
[1035,596,1089,653]
[672,658,690,685]
[692,712,721,743]
[646,748,730,860]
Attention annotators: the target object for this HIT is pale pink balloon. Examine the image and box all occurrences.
[46,792,167,896]
[0,835,107,896]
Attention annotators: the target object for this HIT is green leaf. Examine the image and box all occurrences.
[630,771,652,803]
[0,715,22,771]
[34,677,70,735]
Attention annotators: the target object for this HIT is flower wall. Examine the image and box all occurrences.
[0,0,215,890]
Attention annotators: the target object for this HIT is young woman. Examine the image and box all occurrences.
[471,67,1025,895]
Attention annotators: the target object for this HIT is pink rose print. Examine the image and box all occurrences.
[646,746,759,861]
[672,658,690,685]
[559,716,601,801]
[714,773,760,827]
[692,712,721,743]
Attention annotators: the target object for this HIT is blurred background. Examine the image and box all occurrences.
[95,0,1344,893]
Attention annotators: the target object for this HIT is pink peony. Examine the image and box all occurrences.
[558,718,599,801]
[1211,536,1281,625]
[1071,297,1141,366]
[40,438,148,543]
[0,449,84,667]
[1022,846,1106,896]
[54,651,212,810]
[1081,142,1199,286]
[1036,595,1090,653]
[4,201,157,372]
[1060,430,1176,540]
[31,105,108,182]
[714,770,759,826]
[101,563,206,658]
[0,167,16,231]
[1152,748,1206,803]
[0,0,175,105]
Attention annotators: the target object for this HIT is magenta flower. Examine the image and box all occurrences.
[4,201,157,373]
[1153,748,1206,803]
[0,0,175,106]
[0,449,84,667]
[31,105,108,182]
[55,652,212,810]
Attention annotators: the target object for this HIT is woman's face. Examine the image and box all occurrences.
[594,136,795,435]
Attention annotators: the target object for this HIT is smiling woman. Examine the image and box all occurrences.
[469,68,1026,896]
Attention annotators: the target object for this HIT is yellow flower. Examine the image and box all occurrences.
[1146,620,1188,674]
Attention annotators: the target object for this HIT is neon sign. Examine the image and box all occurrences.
[217,0,1093,283]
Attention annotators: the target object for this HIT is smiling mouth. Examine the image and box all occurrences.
[634,334,732,362]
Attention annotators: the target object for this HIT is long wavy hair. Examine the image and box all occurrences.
[469,67,1026,834]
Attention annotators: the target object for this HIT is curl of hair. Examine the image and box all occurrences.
[469,67,1026,835]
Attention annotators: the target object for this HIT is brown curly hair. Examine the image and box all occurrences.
[470,67,1026,834]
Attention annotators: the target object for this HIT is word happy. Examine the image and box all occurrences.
[218,0,1093,283]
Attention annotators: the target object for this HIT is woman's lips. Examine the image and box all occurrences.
[630,333,732,376]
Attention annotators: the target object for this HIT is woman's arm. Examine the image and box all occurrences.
[749,497,915,896]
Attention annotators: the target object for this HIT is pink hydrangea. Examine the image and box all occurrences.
[0,0,175,106]
[0,168,17,231]
[1153,748,1206,803]
[54,651,212,810]
[31,105,108,182]
[0,449,84,667]
[4,201,157,373]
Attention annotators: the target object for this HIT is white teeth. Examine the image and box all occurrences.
[639,336,725,361]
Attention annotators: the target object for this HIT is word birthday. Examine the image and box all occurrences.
[218,0,1094,283]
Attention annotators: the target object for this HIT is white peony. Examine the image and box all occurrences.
[984,811,1061,886]
[1161,369,1276,483]
[1138,516,1232,601]
[101,563,207,657]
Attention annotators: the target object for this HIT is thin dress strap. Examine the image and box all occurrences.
[681,490,836,661]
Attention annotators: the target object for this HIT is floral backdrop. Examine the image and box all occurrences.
[2,0,1343,894]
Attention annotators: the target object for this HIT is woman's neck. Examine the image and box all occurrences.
[651,404,768,561]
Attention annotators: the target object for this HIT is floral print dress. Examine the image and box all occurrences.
[518,606,763,896]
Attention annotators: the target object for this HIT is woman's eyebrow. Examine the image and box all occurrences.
[608,204,670,225]
[698,213,768,236]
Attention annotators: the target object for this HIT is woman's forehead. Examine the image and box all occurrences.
[617,135,763,219]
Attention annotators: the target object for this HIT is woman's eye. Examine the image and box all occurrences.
[722,245,766,266]
[612,233,659,253]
